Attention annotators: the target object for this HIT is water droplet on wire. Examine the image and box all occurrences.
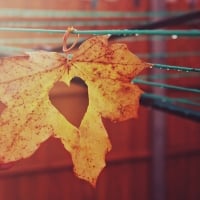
[171,35,178,39]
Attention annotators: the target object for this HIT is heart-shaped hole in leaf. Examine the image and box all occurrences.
[49,78,88,128]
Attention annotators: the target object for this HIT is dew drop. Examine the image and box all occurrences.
[171,35,178,39]
[67,54,73,60]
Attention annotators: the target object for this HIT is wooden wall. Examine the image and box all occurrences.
[0,0,200,200]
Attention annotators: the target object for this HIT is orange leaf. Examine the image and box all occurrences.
[0,36,149,186]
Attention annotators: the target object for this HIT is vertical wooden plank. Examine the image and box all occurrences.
[166,156,200,200]
[96,160,150,200]
[188,156,200,200]
[0,177,20,200]
[150,1,167,200]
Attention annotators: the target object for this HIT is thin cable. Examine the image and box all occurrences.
[152,63,200,72]
[140,93,200,107]
[137,72,199,81]
[133,79,200,94]
[0,27,200,37]
[0,20,144,28]
[0,9,185,18]
[72,29,200,37]
[140,93,200,122]
[0,27,65,34]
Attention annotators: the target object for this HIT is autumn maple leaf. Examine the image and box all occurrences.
[0,35,149,186]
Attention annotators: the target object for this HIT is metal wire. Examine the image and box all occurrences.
[0,8,185,18]
[72,29,200,37]
[0,27,200,37]
[140,93,200,122]
[152,63,200,72]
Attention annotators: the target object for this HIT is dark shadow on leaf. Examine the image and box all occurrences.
[0,101,6,115]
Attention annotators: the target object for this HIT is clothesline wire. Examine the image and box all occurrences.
[0,27,200,37]
[133,78,200,94]
[140,93,200,122]
[0,9,185,18]
[72,29,200,37]
[140,93,200,107]
[151,63,200,72]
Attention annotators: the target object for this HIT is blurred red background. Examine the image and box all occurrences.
[0,0,200,200]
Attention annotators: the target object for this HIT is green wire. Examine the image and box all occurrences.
[0,21,145,28]
[0,27,64,34]
[137,72,199,81]
[0,9,185,18]
[0,28,200,37]
[140,93,200,107]
[72,29,200,37]
[133,79,200,94]
[152,63,200,72]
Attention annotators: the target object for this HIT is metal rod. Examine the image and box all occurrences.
[140,93,200,122]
